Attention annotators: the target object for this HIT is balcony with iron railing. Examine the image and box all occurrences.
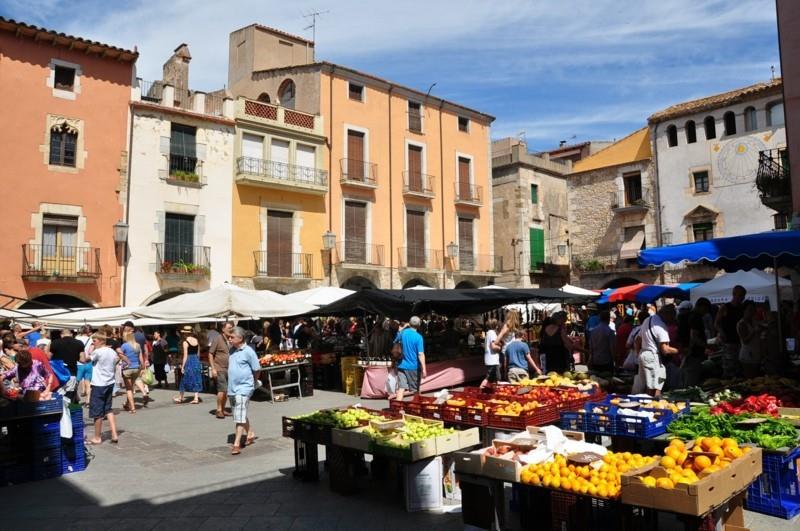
[22,244,101,282]
[572,253,651,274]
[402,171,435,198]
[236,98,323,135]
[756,148,791,213]
[453,253,502,274]
[611,186,651,212]
[454,183,483,206]
[340,159,378,188]
[236,156,328,193]
[397,247,443,269]
[334,241,385,267]
[166,154,205,186]
[155,244,210,277]
[254,251,313,279]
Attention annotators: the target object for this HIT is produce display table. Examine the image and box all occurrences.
[258,361,308,403]
[360,356,486,398]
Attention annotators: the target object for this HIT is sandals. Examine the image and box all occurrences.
[190,398,200,404]
[246,435,257,446]
[110,438,119,444]
[172,397,183,404]
[231,445,241,455]
[215,412,225,419]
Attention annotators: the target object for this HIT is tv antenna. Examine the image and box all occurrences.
[304,9,329,44]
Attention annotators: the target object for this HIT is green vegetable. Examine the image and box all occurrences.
[667,410,799,450]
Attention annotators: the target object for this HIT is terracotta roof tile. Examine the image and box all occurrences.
[648,79,782,123]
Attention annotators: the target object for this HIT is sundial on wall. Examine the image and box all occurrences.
[716,136,767,185]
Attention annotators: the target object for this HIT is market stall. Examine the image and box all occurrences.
[360,356,487,398]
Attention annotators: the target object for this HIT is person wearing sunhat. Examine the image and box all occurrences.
[173,325,203,404]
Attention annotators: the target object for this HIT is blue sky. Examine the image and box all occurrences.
[3,0,780,151]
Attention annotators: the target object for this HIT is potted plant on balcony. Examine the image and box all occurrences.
[77,267,93,278]
[160,260,173,273]
[169,170,200,183]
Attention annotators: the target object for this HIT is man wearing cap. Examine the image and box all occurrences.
[394,316,426,401]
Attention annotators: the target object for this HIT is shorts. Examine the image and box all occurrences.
[215,370,228,393]
[89,384,114,419]
[638,350,666,391]
[508,367,529,383]
[122,368,141,381]
[397,368,419,393]
[77,363,93,381]
[485,365,500,383]
[231,394,250,424]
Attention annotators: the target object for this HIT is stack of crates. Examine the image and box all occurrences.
[61,406,86,474]
[31,417,62,480]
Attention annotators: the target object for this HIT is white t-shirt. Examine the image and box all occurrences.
[484,330,499,366]
[639,315,670,354]
[90,346,118,387]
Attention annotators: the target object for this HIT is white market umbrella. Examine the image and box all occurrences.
[134,283,316,320]
[479,285,508,289]
[405,285,435,290]
[284,286,354,307]
[690,269,792,311]
[560,284,600,297]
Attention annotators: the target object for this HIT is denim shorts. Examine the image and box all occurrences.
[397,369,419,392]
[77,363,93,381]
[89,384,114,419]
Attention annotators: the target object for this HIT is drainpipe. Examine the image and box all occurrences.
[439,100,446,288]
[651,122,666,284]
[121,99,135,306]
[388,85,394,289]
[328,67,334,286]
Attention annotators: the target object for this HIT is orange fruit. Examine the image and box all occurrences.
[721,438,737,449]
[656,477,674,489]
[551,477,561,489]
[669,439,686,451]
[693,455,712,472]
[641,476,657,488]
[725,446,743,459]
[660,456,677,469]
[665,446,682,461]
[708,445,725,458]
[677,452,688,467]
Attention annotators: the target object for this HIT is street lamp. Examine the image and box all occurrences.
[446,241,458,258]
[113,221,129,243]
[322,231,336,286]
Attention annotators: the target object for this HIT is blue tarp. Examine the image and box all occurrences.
[638,230,800,271]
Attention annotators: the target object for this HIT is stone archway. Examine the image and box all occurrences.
[454,280,478,289]
[602,277,641,289]
[18,293,93,310]
[402,278,431,289]
[341,275,377,290]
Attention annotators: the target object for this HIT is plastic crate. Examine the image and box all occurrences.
[487,403,558,430]
[745,446,800,519]
[281,416,304,439]
[560,410,586,432]
[419,401,443,421]
[615,409,671,439]
[32,448,62,480]
[17,395,62,417]
[585,404,616,435]
[0,401,17,419]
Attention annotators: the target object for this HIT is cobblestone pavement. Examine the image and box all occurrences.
[3,386,797,530]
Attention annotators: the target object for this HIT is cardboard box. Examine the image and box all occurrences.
[376,434,438,462]
[436,432,461,455]
[442,455,462,501]
[331,426,372,453]
[405,456,443,511]
[621,448,762,516]
[482,439,540,482]
[521,425,585,442]
[458,427,481,449]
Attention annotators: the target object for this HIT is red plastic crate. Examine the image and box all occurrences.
[487,403,558,429]
[441,398,489,426]
[419,400,443,421]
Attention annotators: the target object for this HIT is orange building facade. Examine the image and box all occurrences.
[0,18,137,308]
[229,25,497,290]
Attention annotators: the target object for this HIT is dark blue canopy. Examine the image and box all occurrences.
[638,230,800,271]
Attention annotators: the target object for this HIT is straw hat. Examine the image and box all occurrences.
[180,325,194,334]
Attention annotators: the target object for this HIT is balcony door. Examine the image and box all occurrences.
[241,133,263,173]
[169,123,197,175]
[296,144,316,183]
[42,215,78,275]
[267,210,293,277]
[344,201,367,263]
[408,145,423,192]
[271,138,290,180]
[164,213,194,264]
[623,172,643,205]
[406,210,425,268]
[347,130,365,180]
[458,157,471,200]
[458,217,474,271]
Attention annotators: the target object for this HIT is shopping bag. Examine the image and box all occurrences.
[50,359,72,387]
[164,363,171,374]
[60,395,73,439]
[140,368,155,386]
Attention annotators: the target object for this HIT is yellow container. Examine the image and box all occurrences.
[340,356,358,384]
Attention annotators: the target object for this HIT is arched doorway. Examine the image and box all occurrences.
[455,280,478,289]
[402,278,431,289]
[19,293,93,310]
[341,276,376,290]
[145,288,195,305]
[603,277,640,289]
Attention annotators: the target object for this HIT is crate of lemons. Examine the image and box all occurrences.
[520,451,658,499]
[638,437,751,490]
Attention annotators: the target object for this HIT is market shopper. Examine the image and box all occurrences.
[636,305,679,397]
[394,316,426,401]
[228,326,260,455]
[50,328,84,376]
[506,334,542,382]
[2,349,52,401]
[480,318,501,391]
[174,325,202,404]
[209,322,233,419]
[120,331,147,413]
[715,284,747,378]
[682,298,711,387]
[538,312,579,374]
[737,301,762,378]
[82,333,119,444]
[588,311,616,373]
[151,330,168,387]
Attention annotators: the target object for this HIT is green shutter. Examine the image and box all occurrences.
[529,228,545,270]
[530,184,538,204]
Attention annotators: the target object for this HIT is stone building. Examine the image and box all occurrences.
[649,80,786,283]
[491,138,571,288]
[540,140,613,165]
[567,128,660,290]
[124,45,235,305]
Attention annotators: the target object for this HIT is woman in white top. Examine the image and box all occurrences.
[480,319,501,390]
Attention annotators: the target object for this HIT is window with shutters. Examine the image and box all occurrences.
[49,123,77,167]
[408,101,422,133]
[744,107,757,132]
[623,172,643,204]
[266,210,293,277]
[692,222,714,242]
[344,201,368,263]
[169,123,197,177]
[346,129,366,181]
[458,217,474,271]
[692,170,710,193]
[348,82,364,102]
[406,210,426,268]
[164,213,195,264]
[407,144,424,193]
[457,156,472,200]
[530,184,538,204]
[529,227,545,270]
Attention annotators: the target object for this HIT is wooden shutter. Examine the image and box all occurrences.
[267,211,293,276]
[458,217,474,270]
[529,228,545,270]
[406,210,425,267]
[408,145,423,192]
[347,130,365,180]
[345,201,367,263]
[458,157,471,199]
[165,213,194,263]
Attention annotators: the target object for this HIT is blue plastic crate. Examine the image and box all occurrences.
[33,430,62,450]
[615,409,670,438]
[585,403,617,435]
[601,394,690,417]
[745,446,800,520]
[560,410,586,432]
[17,395,62,416]
[32,418,61,433]
[61,440,86,474]
[0,401,17,419]
[33,459,62,480]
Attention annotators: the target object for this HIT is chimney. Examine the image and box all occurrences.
[163,43,192,90]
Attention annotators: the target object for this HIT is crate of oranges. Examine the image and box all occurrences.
[621,437,763,515]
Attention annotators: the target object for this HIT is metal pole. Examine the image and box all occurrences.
[774,256,785,352]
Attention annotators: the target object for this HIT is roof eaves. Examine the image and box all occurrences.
[648,80,783,123]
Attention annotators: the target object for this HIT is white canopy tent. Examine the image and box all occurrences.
[134,283,316,320]
[690,269,792,311]
[560,284,600,297]
[284,286,354,307]
[1,306,211,328]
